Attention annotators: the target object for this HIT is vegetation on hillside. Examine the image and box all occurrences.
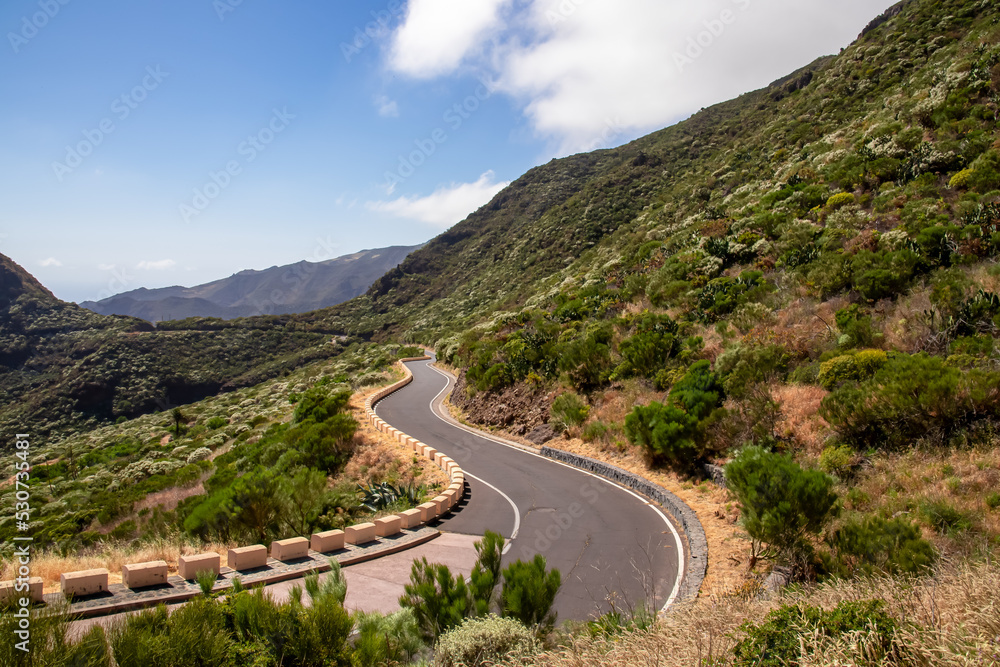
[0,343,441,565]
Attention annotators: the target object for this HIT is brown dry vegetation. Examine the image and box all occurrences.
[771,384,830,456]
[515,558,1000,667]
[845,445,1000,553]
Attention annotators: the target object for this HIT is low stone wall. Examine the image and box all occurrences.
[540,447,708,602]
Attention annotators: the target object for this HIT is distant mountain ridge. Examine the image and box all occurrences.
[81,244,421,321]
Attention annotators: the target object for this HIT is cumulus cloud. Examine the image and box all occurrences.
[386,0,888,153]
[388,0,510,78]
[367,171,509,228]
[136,259,176,271]
[39,257,62,267]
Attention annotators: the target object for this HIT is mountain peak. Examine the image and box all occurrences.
[0,252,58,310]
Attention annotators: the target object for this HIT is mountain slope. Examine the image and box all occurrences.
[81,245,420,321]
[0,253,342,442]
[298,0,999,346]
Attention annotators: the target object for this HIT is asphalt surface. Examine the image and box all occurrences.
[375,357,684,622]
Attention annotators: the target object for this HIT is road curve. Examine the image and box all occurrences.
[375,356,684,622]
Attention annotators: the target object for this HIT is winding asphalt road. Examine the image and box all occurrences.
[375,357,684,622]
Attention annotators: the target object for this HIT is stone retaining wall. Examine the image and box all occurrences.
[540,446,708,602]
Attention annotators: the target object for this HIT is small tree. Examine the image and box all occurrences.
[171,407,186,438]
[399,558,472,642]
[499,555,561,633]
[624,401,699,468]
[725,446,839,571]
[470,531,505,615]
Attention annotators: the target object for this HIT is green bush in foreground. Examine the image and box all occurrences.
[400,558,473,642]
[499,555,562,633]
[829,516,936,576]
[434,614,539,667]
[732,599,902,667]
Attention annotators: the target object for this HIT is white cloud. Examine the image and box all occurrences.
[136,259,176,271]
[39,257,62,267]
[386,0,890,154]
[97,263,116,271]
[388,0,510,78]
[376,95,400,118]
[367,171,509,228]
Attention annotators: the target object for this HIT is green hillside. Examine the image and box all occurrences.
[304,0,999,349]
[0,252,345,442]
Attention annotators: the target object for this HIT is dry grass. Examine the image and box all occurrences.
[883,287,937,352]
[771,384,831,456]
[0,537,237,593]
[345,375,449,491]
[516,557,1000,666]
[847,445,1000,551]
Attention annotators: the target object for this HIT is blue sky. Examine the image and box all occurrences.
[0,0,890,303]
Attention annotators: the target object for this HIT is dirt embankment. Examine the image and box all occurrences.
[450,370,551,436]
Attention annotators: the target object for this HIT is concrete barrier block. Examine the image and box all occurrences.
[424,446,437,460]
[271,537,310,562]
[228,545,268,571]
[178,552,220,580]
[122,561,168,589]
[375,515,402,537]
[433,452,445,466]
[345,522,377,545]
[398,508,422,529]
[61,569,108,597]
[311,530,345,553]
[0,577,43,604]
[432,494,449,513]
[417,501,438,522]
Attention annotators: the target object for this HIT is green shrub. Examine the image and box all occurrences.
[499,555,561,632]
[549,392,590,433]
[556,330,613,392]
[725,446,839,567]
[581,420,610,442]
[615,313,680,378]
[820,353,1000,449]
[949,168,974,189]
[434,615,539,667]
[819,444,855,478]
[352,610,422,667]
[624,401,699,467]
[670,360,724,419]
[716,344,789,397]
[986,492,1000,510]
[469,531,505,616]
[919,499,973,535]
[825,192,856,210]
[830,516,936,575]
[206,416,227,430]
[732,600,901,667]
[818,349,888,390]
[293,387,351,424]
[400,558,472,642]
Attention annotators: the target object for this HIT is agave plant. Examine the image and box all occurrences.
[357,481,401,512]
